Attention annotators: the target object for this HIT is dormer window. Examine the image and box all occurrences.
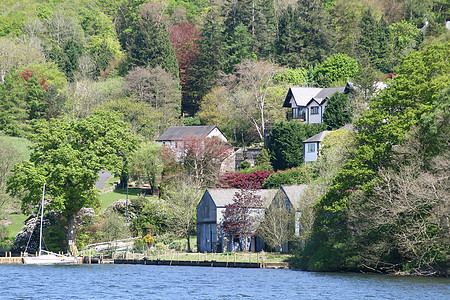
[311,106,319,115]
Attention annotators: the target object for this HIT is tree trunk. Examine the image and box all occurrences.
[67,214,78,255]
[186,232,191,252]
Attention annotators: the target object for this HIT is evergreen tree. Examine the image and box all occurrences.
[357,8,378,63]
[126,9,179,78]
[184,13,225,115]
[252,0,277,57]
[267,122,326,170]
[274,6,301,67]
[224,23,255,73]
[375,17,390,72]
[275,0,334,67]
[323,92,352,130]
[357,9,390,72]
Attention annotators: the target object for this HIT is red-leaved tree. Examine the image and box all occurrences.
[220,189,263,251]
[179,135,231,187]
[169,22,200,102]
[217,170,274,189]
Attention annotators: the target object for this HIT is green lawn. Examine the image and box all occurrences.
[99,188,142,211]
[5,213,28,236]
[1,136,33,238]
[0,135,33,160]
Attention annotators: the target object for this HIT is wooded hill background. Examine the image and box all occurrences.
[0,0,449,275]
[1,0,448,144]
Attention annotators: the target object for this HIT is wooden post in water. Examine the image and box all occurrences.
[205,252,207,261]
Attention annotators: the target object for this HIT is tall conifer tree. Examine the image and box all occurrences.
[126,7,179,78]
[184,5,225,114]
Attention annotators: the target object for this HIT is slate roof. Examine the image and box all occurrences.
[206,188,278,208]
[279,185,309,208]
[302,131,331,143]
[156,125,221,142]
[282,86,345,108]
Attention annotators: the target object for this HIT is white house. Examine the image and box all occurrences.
[302,130,331,163]
[282,86,346,123]
[156,125,228,149]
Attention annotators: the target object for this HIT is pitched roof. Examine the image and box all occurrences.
[279,185,308,208]
[156,126,220,142]
[302,130,331,143]
[314,86,345,103]
[283,86,345,108]
[205,188,278,208]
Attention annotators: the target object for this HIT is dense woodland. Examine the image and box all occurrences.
[0,0,449,275]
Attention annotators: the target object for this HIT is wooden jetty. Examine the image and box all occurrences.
[114,258,289,269]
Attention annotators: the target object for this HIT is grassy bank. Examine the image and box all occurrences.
[99,188,142,211]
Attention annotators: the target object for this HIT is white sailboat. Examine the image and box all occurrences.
[22,183,78,265]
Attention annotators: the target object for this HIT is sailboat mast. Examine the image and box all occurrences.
[39,183,45,256]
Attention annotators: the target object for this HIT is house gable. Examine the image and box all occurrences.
[156,125,228,143]
[283,86,346,123]
[302,130,331,162]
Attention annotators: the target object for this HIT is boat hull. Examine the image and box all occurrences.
[22,255,78,265]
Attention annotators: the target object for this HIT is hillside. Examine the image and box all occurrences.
[0,0,448,274]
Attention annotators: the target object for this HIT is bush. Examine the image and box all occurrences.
[218,170,274,189]
[239,160,251,170]
[262,166,313,188]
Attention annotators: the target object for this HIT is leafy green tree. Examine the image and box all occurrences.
[0,69,28,136]
[267,122,326,170]
[274,67,307,86]
[7,111,140,254]
[79,8,123,72]
[388,20,420,67]
[314,53,359,87]
[255,148,272,170]
[262,166,312,188]
[323,92,352,129]
[99,97,163,140]
[298,41,450,273]
[163,177,203,252]
[130,142,164,195]
[258,192,295,252]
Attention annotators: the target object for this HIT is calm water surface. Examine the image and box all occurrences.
[0,264,448,299]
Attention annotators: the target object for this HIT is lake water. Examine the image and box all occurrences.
[1,264,448,299]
